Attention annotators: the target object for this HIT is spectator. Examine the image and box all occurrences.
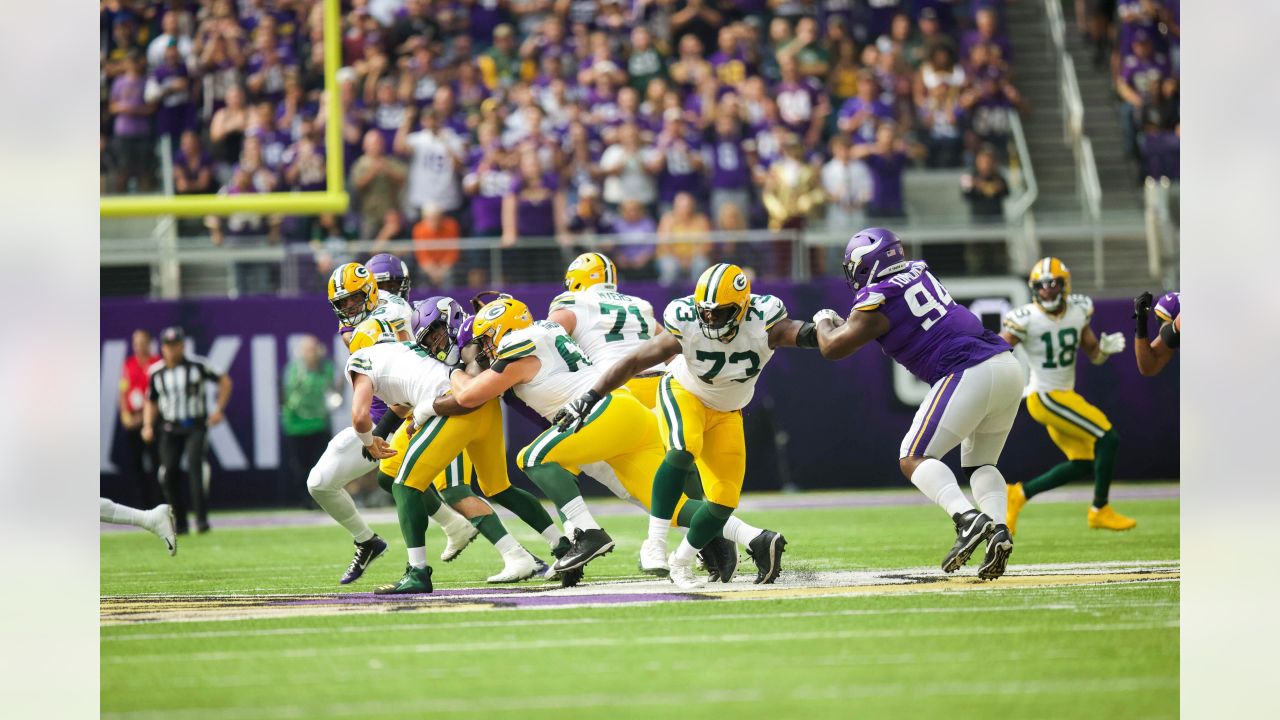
[828,38,862,106]
[503,152,568,280]
[146,43,195,146]
[173,130,214,195]
[918,83,964,168]
[710,25,750,87]
[397,107,467,225]
[820,135,874,236]
[209,84,250,174]
[1116,29,1173,160]
[905,8,946,68]
[350,130,407,245]
[669,33,714,91]
[147,9,193,67]
[478,24,523,90]
[774,54,830,149]
[961,145,1010,219]
[838,72,894,146]
[959,67,1022,158]
[612,200,659,279]
[108,51,155,193]
[648,110,707,215]
[777,17,830,79]
[413,203,463,288]
[1139,78,1180,180]
[568,184,615,239]
[856,123,924,220]
[207,167,282,296]
[709,113,757,226]
[281,336,336,507]
[960,8,1013,66]
[762,134,825,231]
[143,326,232,535]
[599,122,658,210]
[656,192,712,286]
[118,328,161,507]
[627,25,667,93]
[914,42,966,111]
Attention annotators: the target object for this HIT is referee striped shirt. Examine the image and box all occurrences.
[148,356,221,427]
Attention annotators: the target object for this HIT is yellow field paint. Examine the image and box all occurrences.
[699,571,1181,602]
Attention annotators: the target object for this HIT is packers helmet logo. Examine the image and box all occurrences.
[732,273,747,291]
[353,265,370,278]
[483,303,508,321]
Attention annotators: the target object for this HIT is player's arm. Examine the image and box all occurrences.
[766,318,819,349]
[433,357,541,416]
[1132,291,1176,376]
[350,373,396,459]
[547,307,577,335]
[813,307,891,360]
[142,397,158,443]
[998,330,1021,348]
[553,333,682,432]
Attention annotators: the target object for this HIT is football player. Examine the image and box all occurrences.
[310,257,474,585]
[548,254,781,583]
[1000,259,1134,534]
[99,498,176,556]
[1133,291,1180,376]
[811,228,1023,580]
[556,263,812,589]
[346,318,544,594]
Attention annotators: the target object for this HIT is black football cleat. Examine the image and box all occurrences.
[747,530,787,584]
[977,524,1014,581]
[699,536,739,583]
[552,528,615,573]
[942,510,995,573]
[340,535,389,585]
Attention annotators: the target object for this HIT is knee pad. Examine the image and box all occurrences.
[1097,429,1119,450]
[440,485,476,504]
[306,467,327,494]
[664,449,695,470]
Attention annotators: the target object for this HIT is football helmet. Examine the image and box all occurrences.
[1028,257,1071,312]
[842,227,910,292]
[564,252,617,292]
[347,317,398,353]
[413,296,468,364]
[693,263,751,341]
[365,253,411,299]
[327,262,378,327]
[471,296,534,358]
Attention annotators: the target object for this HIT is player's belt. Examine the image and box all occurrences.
[635,370,665,379]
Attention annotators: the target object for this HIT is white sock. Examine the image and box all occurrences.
[309,484,374,543]
[407,546,428,569]
[648,515,671,544]
[494,534,520,556]
[561,497,601,531]
[721,515,763,547]
[431,504,465,530]
[910,458,974,517]
[672,537,698,564]
[541,525,566,547]
[99,498,149,528]
[969,466,1008,524]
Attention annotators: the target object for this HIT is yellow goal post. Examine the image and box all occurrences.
[100,0,348,218]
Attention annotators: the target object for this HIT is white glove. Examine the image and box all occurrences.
[1098,331,1126,356]
[813,309,842,326]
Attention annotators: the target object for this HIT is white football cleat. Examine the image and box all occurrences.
[639,538,670,577]
[487,550,538,583]
[440,520,480,562]
[667,552,706,590]
[149,504,177,556]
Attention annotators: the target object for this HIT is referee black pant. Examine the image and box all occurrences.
[158,426,209,532]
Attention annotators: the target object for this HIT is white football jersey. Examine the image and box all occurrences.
[496,321,601,421]
[549,285,665,373]
[662,294,787,412]
[346,341,454,425]
[1002,295,1094,394]
[367,292,413,336]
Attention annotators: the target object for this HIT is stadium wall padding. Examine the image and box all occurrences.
[100,279,1179,508]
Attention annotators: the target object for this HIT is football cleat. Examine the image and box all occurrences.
[532,555,556,580]
[942,510,995,573]
[487,550,538,583]
[700,536,739,583]
[1088,505,1137,531]
[977,524,1013,581]
[552,528,615,573]
[667,552,707,590]
[746,530,787,584]
[374,564,433,594]
[440,519,480,562]
[149,504,177,556]
[639,538,670,577]
[559,566,585,588]
[340,535,388,585]
[1006,482,1027,536]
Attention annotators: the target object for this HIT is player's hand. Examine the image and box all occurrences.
[141,425,154,443]
[553,390,602,433]
[1133,291,1153,319]
[208,409,225,426]
[1098,331,1126,355]
[364,436,397,460]
[813,309,843,327]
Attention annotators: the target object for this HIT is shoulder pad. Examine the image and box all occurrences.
[548,291,576,313]
[496,331,539,361]
[662,297,696,337]
[853,290,887,312]
[749,294,788,329]
[346,350,374,374]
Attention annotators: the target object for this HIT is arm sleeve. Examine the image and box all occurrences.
[372,408,405,440]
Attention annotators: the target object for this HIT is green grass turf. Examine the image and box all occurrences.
[101,494,1179,719]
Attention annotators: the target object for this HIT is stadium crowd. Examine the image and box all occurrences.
[102,0,1027,289]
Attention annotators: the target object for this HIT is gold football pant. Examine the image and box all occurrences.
[1025,390,1113,462]
[387,399,511,495]
[655,375,746,509]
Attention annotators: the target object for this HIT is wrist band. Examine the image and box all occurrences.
[355,428,373,446]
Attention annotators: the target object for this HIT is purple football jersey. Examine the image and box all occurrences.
[854,261,1010,384]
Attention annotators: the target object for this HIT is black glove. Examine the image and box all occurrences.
[361,445,376,462]
[553,390,603,433]
[1133,291,1153,339]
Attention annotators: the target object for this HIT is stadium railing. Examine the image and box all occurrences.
[1143,177,1179,289]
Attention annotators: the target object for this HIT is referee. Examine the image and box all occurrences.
[142,326,233,534]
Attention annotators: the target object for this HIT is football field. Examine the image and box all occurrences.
[101,486,1179,719]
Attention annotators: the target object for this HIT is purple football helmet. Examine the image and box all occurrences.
[413,296,467,364]
[365,253,411,299]
[842,227,910,292]
[455,314,477,349]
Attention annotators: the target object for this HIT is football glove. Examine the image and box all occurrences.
[812,308,842,326]
[553,389,602,433]
[1098,331,1126,356]
[1133,291,1153,338]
